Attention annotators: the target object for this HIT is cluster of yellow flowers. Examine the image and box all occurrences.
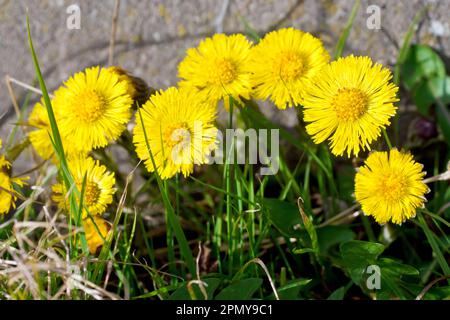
[176,28,429,225]
[0,28,431,252]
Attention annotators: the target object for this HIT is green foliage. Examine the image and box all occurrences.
[215,278,263,300]
[169,278,222,300]
[401,44,450,141]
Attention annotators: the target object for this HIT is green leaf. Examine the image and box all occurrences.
[412,76,450,115]
[317,226,356,253]
[378,258,420,277]
[339,242,421,299]
[402,44,446,90]
[377,259,420,300]
[327,286,347,300]
[393,5,429,85]
[26,15,88,255]
[436,98,450,142]
[168,278,222,300]
[340,241,385,285]
[340,241,385,267]
[215,278,262,300]
[267,279,312,300]
[262,198,304,238]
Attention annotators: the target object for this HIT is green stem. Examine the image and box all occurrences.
[226,96,234,274]
[137,108,196,276]
[382,129,393,149]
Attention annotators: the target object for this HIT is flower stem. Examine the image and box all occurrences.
[382,129,393,149]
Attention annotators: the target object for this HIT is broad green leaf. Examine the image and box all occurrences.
[169,278,221,300]
[379,258,420,276]
[436,101,450,142]
[340,241,385,285]
[262,198,304,238]
[377,259,419,299]
[340,241,385,267]
[215,278,262,300]
[402,44,446,90]
[412,76,450,114]
[267,279,312,300]
[317,226,356,253]
[327,286,347,300]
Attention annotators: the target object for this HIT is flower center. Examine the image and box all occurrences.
[212,58,237,85]
[163,122,191,149]
[75,90,106,123]
[379,174,408,202]
[332,88,368,121]
[78,181,101,207]
[275,52,305,81]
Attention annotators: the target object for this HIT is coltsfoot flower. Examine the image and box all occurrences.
[355,149,429,225]
[178,33,253,110]
[52,66,133,153]
[83,215,111,254]
[28,100,55,160]
[133,87,218,179]
[303,55,399,157]
[249,27,330,109]
[0,139,27,215]
[52,157,116,217]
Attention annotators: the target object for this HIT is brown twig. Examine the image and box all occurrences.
[108,0,121,66]
[415,275,450,300]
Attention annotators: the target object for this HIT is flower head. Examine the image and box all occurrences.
[355,149,429,225]
[133,87,218,179]
[28,98,88,162]
[178,33,253,109]
[83,216,111,254]
[249,27,330,109]
[28,100,54,160]
[52,157,116,217]
[303,55,399,157]
[53,66,133,152]
[0,139,27,215]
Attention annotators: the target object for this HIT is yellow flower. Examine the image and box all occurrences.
[83,216,111,254]
[0,172,26,215]
[303,55,399,157]
[249,27,330,109]
[28,100,54,160]
[53,66,133,152]
[52,157,116,217]
[355,149,429,225]
[133,87,218,179]
[178,33,253,109]
[28,98,87,162]
[0,139,26,215]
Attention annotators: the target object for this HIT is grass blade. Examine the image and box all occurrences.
[333,0,360,59]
